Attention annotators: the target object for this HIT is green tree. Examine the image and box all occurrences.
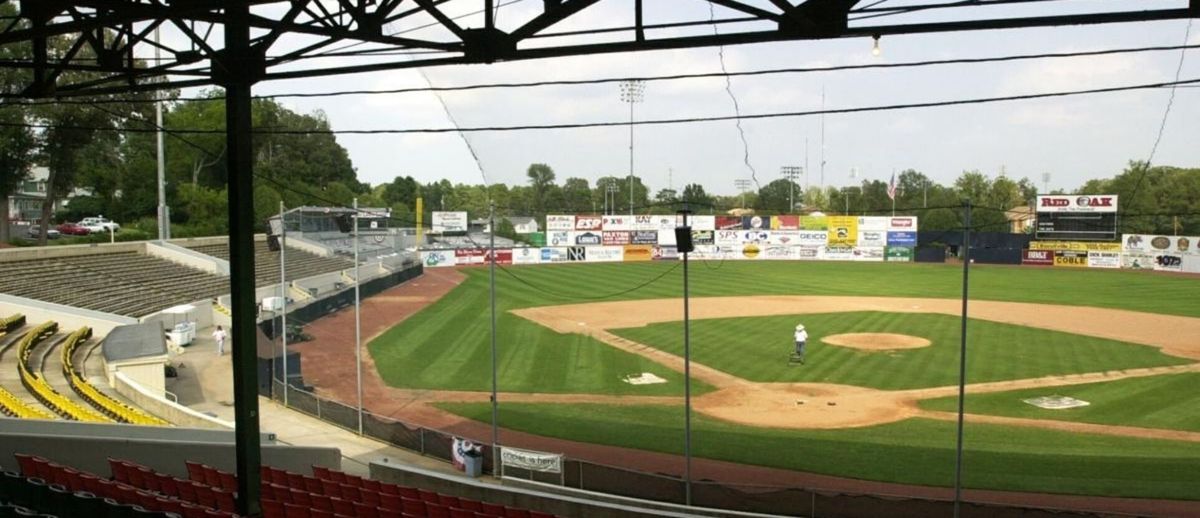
[560,177,592,213]
[526,163,556,214]
[756,178,801,214]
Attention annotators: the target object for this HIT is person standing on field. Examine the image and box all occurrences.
[794,324,808,364]
[213,325,227,356]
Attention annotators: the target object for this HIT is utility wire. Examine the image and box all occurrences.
[6,43,1199,106]
[709,2,760,191]
[7,76,1197,135]
[1123,19,1193,225]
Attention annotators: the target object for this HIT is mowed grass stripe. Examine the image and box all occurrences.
[437,402,1200,500]
[920,372,1200,432]
[610,312,1187,389]
[368,266,706,395]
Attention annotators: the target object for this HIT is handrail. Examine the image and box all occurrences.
[61,326,169,426]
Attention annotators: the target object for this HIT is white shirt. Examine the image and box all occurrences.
[795,329,807,342]
[213,329,227,342]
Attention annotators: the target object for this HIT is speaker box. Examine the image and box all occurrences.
[335,214,353,233]
[266,235,280,252]
[675,225,694,253]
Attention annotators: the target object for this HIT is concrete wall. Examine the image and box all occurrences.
[369,462,746,518]
[0,241,144,262]
[146,241,230,275]
[284,235,334,257]
[112,371,232,430]
[0,419,339,479]
[107,357,168,396]
[293,270,349,298]
[0,293,137,336]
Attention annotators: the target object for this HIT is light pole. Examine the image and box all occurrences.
[734,179,751,210]
[781,166,802,213]
[845,167,859,215]
[619,80,645,215]
[606,183,619,215]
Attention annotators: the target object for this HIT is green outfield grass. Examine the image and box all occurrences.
[437,402,1200,500]
[920,373,1200,432]
[370,262,1200,394]
[610,312,1188,389]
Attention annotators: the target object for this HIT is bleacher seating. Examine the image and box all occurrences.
[15,323,111,423]
[0,321,56,420]
[0,252,229,317]
[185,242,353,287]
[61,327,169,426]
[0,314,25,336]
[8,453,212,517]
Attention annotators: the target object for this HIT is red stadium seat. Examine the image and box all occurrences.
[417,489,439,503]
[362,478,381,493]
[311,493,333,513]
[503,507,530,518]
[438,494,461,508]
[303,475,323,494]
[353,501,381,518]
[262,498,286,518]
[310,509,335,518]
[378,492,402,512]
[319,478,339,497]
[328,469,347,484]
[457,499,481,513]
[284,502,311,518]
[378,482,400,496]
[528,511,555,518]
[289,488,312,507]
[218,471,237,492]
[311,465,330,480]
[449,508,476,518]
[361,488,381,507]
[202,466,221,488]
[400,497,424,516]
[331,496,356,517]
[426,502,451,518]
[185,461,206,484]
[213,489,237,512]
[397,486,419,500]
[338,483,362,501]
[480,502,505,517]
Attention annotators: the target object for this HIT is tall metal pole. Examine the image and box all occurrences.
[154,25,167,242]
[279,201,288,407]
[222,5,262,515]
[489,201,500,469]
[954,199,972,518]
[620,80,645,216]
[629,97,634,215]
[681,205,693,506]
[354,198,363,436]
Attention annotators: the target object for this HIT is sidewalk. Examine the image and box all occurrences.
[166,329,489,481]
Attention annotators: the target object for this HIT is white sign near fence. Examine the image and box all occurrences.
[500,446,563,474]
[432,212,468,233]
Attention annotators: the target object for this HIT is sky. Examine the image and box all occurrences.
[181,1,1200,197]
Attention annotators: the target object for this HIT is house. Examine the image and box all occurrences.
[1006,205,1035,234]
[506,216,539,234]
[5,166,87,223]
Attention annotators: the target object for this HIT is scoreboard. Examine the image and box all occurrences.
[1035,195,1118,241]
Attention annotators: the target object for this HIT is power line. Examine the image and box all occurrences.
[6,76,1197,136]
[708,2,760,191]
[5,42,1199,106]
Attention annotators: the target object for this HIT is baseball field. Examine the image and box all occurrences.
[361,261,1200,500]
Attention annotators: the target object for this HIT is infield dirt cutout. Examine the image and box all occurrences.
[512,296,1200,437]
[822,332,931,351]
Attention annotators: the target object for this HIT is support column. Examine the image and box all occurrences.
[221,4,262,516]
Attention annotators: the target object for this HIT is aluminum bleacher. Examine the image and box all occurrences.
[184,242,353,287]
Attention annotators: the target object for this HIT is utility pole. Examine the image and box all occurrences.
[734,179,751,210]
[781,166,802,213]
[154,26,167,241]
[619,80,645,216]
[606,183,619,216]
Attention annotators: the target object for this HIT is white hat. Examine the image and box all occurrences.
[796,324,805,330]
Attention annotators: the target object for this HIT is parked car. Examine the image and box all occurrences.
[27,226,61,239]
[80,216,120,233]
[57,222,91,236]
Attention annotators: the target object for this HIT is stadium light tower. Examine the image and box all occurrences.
[781,166,803,212]
[605,183,619,215]
[619,80,645,215]
[734,179,752,209]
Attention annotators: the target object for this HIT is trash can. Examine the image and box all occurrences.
[463,451,483,478]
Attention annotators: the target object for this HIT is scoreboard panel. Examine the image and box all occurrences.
[1034,195,1118,242]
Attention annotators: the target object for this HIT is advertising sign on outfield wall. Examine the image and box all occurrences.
[546,215,574,231]
[772,215,800,230]
[691,215,716,231]
[827,217,858,247]
[623,245,653,261]
[548,231,571,246]
[888,217,918,231]
[855,247,886,262]
[1122,234,1198,255]
[763,245,796,260]
[1183,255,1200,274]
[421,250,456,267]
[1022,249,1054,266]
[575,232,602,246]
[512,248,541,265]
[857,217,889,231]
[743,215,771,230]
[1053,250,1088,267]
[796,246,823,260]
[824,246,854,261]
[739,230,770,244]
[858,230,886,248]
[692,230,715,245]
[1087,251,1120,269]
[1122,252,1154,270]
[631,231,658,245]
[887,231,917,247]
[716,216,742,230]
[802,215,828,230]
[657,229,677,246]
[586,246,624,263]
[567,247,587,261]
[602,215,632,231]
[741,244,763,259]
[885,247,913,262]
[715,230,740,245]
[1032,241,1121,252]
[574,216,603,231]
[652,246,679,260]
[454,248,486,265]
[602,231,631,245]
[1153,254,1183,272]
[768,231,799,246]
[541,247,568,263]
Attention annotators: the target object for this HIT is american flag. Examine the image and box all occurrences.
[887,172,898,201]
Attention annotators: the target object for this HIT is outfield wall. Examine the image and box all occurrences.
[422,215,919,267]
[1023,234,1200,273]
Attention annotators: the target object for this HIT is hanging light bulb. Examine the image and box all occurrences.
[871,35,882,57]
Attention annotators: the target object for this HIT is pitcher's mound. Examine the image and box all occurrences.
[822,333,931,351]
